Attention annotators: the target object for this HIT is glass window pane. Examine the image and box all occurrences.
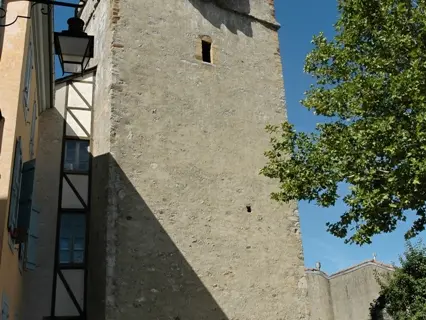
[60,216,72,236]
[60,238,70,250]
[78,142,89,171]
[64,63,83,74]
[64,141,76,171]
[73,250,84,263]
[60,250,71,264]
[59,35,90,57]
[64,140,89,172]
[74,237,85,250]
[59,213,86,264]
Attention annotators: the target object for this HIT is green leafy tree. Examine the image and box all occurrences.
[373,241,426,320]
[261,0,426,244]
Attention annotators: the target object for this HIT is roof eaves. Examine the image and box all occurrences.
[55,66,97,85]
[305,259,395,280]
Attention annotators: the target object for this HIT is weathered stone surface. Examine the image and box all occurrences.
[21,99,66,320]
[201,0,278,26]
[82,0,309,319]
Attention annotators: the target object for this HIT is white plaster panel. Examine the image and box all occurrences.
[63,269,85,309]
[54,83,67,117]
[67,81,93,109]
[65,109,92,138]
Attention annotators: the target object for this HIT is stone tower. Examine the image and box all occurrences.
[21,0,309,319]
[84,0,308,318]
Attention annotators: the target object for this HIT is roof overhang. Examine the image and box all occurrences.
[31,3,54,114]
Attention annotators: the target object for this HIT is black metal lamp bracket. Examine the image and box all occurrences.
[0,0,84,27]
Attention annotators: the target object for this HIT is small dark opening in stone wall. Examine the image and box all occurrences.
[202,40,212,63]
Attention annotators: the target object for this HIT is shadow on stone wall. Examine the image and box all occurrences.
[88,153,229,320]
[188,0,253,37]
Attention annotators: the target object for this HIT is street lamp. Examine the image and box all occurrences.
[54,16,94,75]
[0,0,94,75]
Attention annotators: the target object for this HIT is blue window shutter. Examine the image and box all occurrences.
[1,292,9,320]
[17,159,36,239]
[8,138,22,231]
[19,242,25,272]
[25,206,39,271]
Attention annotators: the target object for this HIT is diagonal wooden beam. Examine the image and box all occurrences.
[63,174,88,209]
[57,269,84,316]
[67,110,90,138]
[69,82,92,110]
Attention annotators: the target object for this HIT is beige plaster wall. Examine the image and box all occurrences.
[0,1,39,319]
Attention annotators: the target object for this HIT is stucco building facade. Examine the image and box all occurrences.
[0,0,53,319]
[306,260,394,320]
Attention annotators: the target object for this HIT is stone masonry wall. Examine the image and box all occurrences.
[306,271,334,320]
[79,1,114,319]
[82,0,309,319]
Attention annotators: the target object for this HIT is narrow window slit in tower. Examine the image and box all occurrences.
[202,40,212,63]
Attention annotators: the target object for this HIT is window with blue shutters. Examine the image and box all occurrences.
[23,39,33,121]
[59,213,86,264]
[17,159,36,241]
[1,292,9,320]
[8,138,22,237]
[15,159,37,271]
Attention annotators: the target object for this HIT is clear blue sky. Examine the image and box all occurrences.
[54,1,426,275]
[53,2,77,77]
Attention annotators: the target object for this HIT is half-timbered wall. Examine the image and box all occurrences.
[21,69,95,320]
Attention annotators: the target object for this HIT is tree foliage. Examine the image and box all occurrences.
[374,241,426,320]
[261,0,426,244]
